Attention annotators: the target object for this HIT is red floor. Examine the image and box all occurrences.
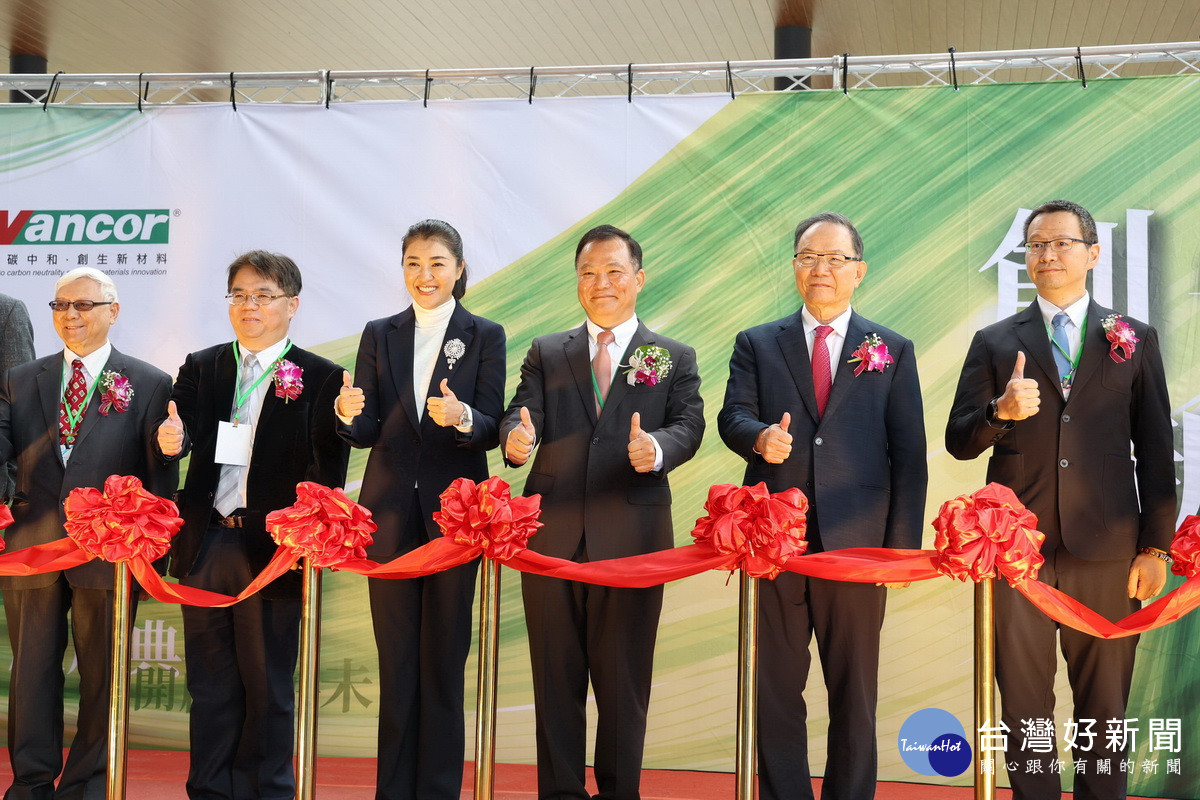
[0,750,1155,798]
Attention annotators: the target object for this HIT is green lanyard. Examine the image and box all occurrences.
[61,357,105,445]
[1047,315,1087,388]
[231,340,292,424]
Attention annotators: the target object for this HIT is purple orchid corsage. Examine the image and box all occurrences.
[273,359,304,401]
[848,333,893,376]
[98,371,134,415]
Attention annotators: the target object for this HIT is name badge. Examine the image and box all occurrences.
[215,420,252,466]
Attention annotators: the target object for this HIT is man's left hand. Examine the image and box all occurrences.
[628,412,656,473]
[1128,553,1168,600]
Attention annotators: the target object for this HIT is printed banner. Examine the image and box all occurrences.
[2,76,1198,796]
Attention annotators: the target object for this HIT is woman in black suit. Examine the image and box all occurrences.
[337,219,505,800]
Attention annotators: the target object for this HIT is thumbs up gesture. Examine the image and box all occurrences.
[157,400,185,457]
[627,412,656,473]
[426,378,466,428]
[995,351,1040,421]
[337,370,365,419]
[505,406,536,465]
[755,412,793,464]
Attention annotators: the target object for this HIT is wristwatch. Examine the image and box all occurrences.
[984,397,1013,429]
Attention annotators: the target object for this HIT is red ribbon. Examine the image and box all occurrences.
[690,483,808,579]
[931,482,1045,584]
[432,476,543,560]
[265,481,377,569]
[63,475,184,563]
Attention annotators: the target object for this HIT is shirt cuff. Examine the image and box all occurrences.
[650,433,664,473]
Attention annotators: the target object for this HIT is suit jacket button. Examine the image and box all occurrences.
[1062,414,1071,423]
[814,437,823,446]
[805,480,813,488]
[591,437,600,446]
[1059,458,1069,468]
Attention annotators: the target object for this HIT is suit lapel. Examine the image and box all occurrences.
[776,311,820,424]
[36,357,65,463]
[597,323,648,427]
[1013,303,1062,398]
[386,310,420,432]
[1066,300,1111,400]
[821,312,867,422]
[425,304,476,416]
[564,325,598,425]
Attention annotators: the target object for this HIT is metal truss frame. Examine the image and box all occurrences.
[2,42,1199,106]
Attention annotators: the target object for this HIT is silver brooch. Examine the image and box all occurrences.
[443,338,466,370]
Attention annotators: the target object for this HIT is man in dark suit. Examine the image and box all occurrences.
[1,292,36,503]
[0,268,177,800]
[156,251,348,800]
[718,212,927,800]
[946,200,1176,799]
[500,225,704,800]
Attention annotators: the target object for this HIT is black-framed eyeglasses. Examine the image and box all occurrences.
[225,293,289,306]
[49,300,114,312]
[793,251,862,269]
[1023,238,1095,255]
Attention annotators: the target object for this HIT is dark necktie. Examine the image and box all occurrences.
[593,329,615,413]
[812,325,833,417]
[59,358,87,446]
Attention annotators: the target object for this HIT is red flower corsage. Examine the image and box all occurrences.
[1101,314,1138,363]
[848,333,893,376]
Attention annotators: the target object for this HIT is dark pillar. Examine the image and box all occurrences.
[10,53,48,104]
[774,26,812,90]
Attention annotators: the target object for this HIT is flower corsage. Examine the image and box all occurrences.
[98,371,134,415]
[848,333,893,376]
[273,359,304,401]
[1102,314,1138,363]
[623,345,673,387]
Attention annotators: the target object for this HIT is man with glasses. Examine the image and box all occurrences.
[946,200,1175,799]
[0,268,176,799]
[718,212,927,799]
[156,250,347,800]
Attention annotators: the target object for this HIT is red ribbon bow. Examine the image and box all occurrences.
[931,482,1045,584]
[691,483,809,579]
[63,475,183,563]
[1169,515,1200,578]
[432,476,542,560]
[266,481,377,568]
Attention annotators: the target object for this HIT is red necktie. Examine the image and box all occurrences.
[59,358,87,445]
[593,330,615,413]
[812,326,833,418]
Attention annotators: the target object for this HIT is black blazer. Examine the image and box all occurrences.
[339,302,506,559]
[945,300,1176,558]
[718,309,928,552]
[164,341,349,597]
[0,348,177,589]
[499,321,705,561]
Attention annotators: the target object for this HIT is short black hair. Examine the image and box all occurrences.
[792,212,864,259]
[403,218,469,300]
[574,224,643,271]
[226,250,302,296]
[1023,200,1098,244]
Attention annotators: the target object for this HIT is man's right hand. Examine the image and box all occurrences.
[337,370,365,419]
[505,406,536,465]
[157,400,185,457]
[755,412,793,464]
[995,351,1040,421]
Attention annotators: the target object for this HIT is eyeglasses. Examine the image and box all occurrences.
[793,252,862,269]
[1023,238,1095,255]
[225,293,289,306]
[49,300,114,312]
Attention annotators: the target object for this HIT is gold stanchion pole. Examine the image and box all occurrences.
[974,577,996,800]
[106,561,132,800]
[296,559,322,800]
[474,557,501,800]
[735,571,759,800]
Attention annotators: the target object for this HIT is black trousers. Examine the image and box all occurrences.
[3,575,132,800]
[181,526,301,800]
[995,549,1138,800]
[370,493,479,800]
[756,572,888,800]
[521,567,663,800]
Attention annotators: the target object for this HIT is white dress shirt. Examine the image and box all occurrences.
[585,315,663,472]
[800,305,854,386]
[59,341,112,463]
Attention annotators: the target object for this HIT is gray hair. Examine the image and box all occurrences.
[55,267,119,303]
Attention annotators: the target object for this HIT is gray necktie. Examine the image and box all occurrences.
[1051,312,1073,388]
[214,354,260,516]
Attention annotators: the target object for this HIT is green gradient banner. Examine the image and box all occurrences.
[2,75,1198,797]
